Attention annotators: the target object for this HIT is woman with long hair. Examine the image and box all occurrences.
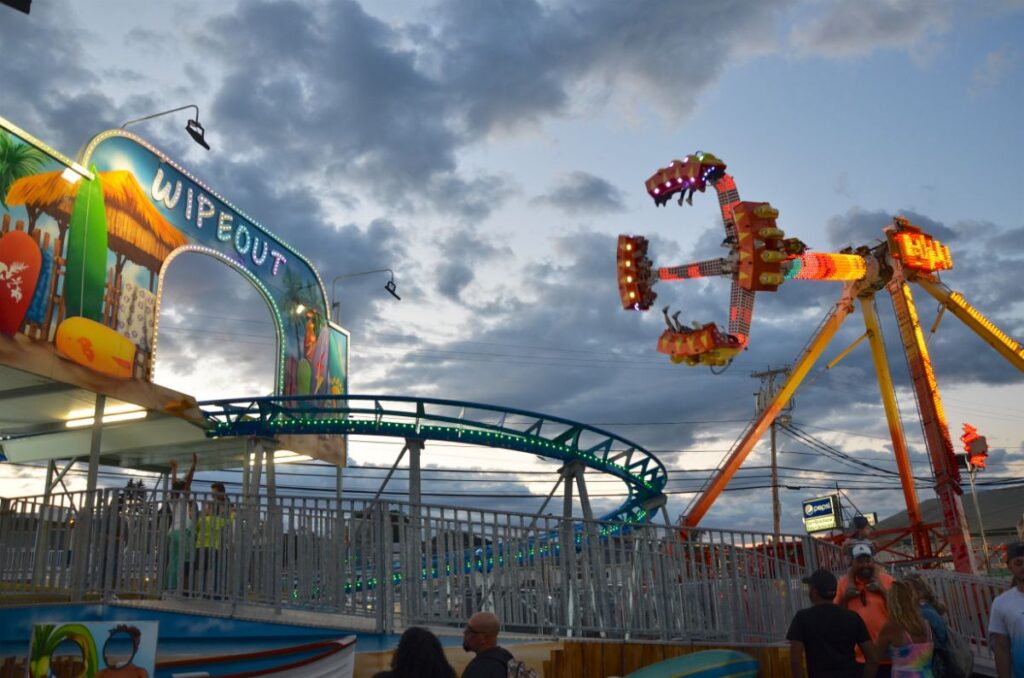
[877,579,935,677]
[373,627,457,678]
[903,573,950,647]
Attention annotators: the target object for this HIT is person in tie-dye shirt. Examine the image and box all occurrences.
[989,542,1024,678]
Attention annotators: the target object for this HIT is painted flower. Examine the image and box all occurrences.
[0,260,28,302]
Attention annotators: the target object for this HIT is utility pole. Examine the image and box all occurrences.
[753,366,792,542]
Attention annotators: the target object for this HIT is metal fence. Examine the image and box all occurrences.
[911,568,1011,665]
[3,489,842,641]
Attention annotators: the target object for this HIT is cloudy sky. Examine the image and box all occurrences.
[1,0,1023,535]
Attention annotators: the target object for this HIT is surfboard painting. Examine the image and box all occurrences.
[0,229,42,336]
[623,649,758,678]
[63,166,109,323]
[56,316,137,380]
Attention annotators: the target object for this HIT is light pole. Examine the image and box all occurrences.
[120,104,210,150]
[330,268,400,320]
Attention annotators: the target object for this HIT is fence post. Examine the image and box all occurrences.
[375,502,392,634]
[803,534,819,573]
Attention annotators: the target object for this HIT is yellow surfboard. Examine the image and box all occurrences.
[56,316,136,380]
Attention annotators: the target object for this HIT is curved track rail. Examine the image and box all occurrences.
[198,394,668,524]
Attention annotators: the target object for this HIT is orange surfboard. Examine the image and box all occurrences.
[0,230,43,336]
[56,316,137,379]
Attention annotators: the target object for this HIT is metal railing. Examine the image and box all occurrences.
[910,568,1012,665]
[0,489,868,641]
[198,394,670,523]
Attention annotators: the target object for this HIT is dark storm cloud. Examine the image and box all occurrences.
[196,0,796,217]
[823,207,958,250]
[533,171,626,214]
[431,0,789,133]
[0,5,168,156]
[788,0,952,57]
[435,262,475,302]
[432,227,512,302]
[987,225,1024,251]
[0,5,95,143]
[124,27,174,50]
[200,0,477,215]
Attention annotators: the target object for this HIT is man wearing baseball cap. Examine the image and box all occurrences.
[787,568,878,677]
[835,543,894,675]
[989,542,1024,678]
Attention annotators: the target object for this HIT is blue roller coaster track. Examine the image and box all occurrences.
[198,394,668,525]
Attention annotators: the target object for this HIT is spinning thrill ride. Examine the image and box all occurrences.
[616,152,1024,574]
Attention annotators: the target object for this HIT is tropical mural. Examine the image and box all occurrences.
[0,118,347,397]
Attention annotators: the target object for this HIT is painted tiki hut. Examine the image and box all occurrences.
[6,169,187,280]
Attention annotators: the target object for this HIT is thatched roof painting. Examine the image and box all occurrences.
[5,169,74,221]
[6,169,187,272]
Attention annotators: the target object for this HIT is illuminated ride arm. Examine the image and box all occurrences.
[680,281,861,530]
[620,151,811,367]
[913,276,1024,372]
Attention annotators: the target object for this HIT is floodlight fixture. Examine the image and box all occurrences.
[121,104,210,150]
[331,268,401,319]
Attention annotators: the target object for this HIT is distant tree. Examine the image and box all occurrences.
[0,130,49,209]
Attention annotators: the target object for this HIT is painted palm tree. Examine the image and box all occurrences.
[29,622,99,677]
[0,130,48,210]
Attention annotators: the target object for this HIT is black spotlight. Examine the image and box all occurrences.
[186,118,210,150]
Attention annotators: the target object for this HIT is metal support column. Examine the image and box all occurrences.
[85,395,106,496]
[250,441,264,501]
[241,439,252,498]
[860,295,931,560]
[966,466,991,565]
[887,273,976,573]
[560,460,583,635]
[33,461,59,586]
[265,446,277,504]
[336,465,344,504]
[73,394,106,598]
[683,286,858,529]
[406,438,424,621]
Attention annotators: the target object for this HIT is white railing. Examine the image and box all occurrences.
[0,490,841,640]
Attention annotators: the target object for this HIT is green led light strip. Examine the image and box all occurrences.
[200,394,668,523]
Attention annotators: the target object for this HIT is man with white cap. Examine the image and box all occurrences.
[835,543,894,676]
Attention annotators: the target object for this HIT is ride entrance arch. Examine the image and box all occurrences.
[0,117,348,399]
[0,115,349,467]
[151,247,282,398]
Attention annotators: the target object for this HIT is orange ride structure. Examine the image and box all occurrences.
[616,152,1024,574]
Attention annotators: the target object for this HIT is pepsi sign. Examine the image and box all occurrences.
[802,495,840,533]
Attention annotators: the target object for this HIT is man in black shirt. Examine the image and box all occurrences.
[787,568,880,678]
[462,612,515,678]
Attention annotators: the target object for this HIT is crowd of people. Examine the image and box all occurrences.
[789,537,1024,678]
